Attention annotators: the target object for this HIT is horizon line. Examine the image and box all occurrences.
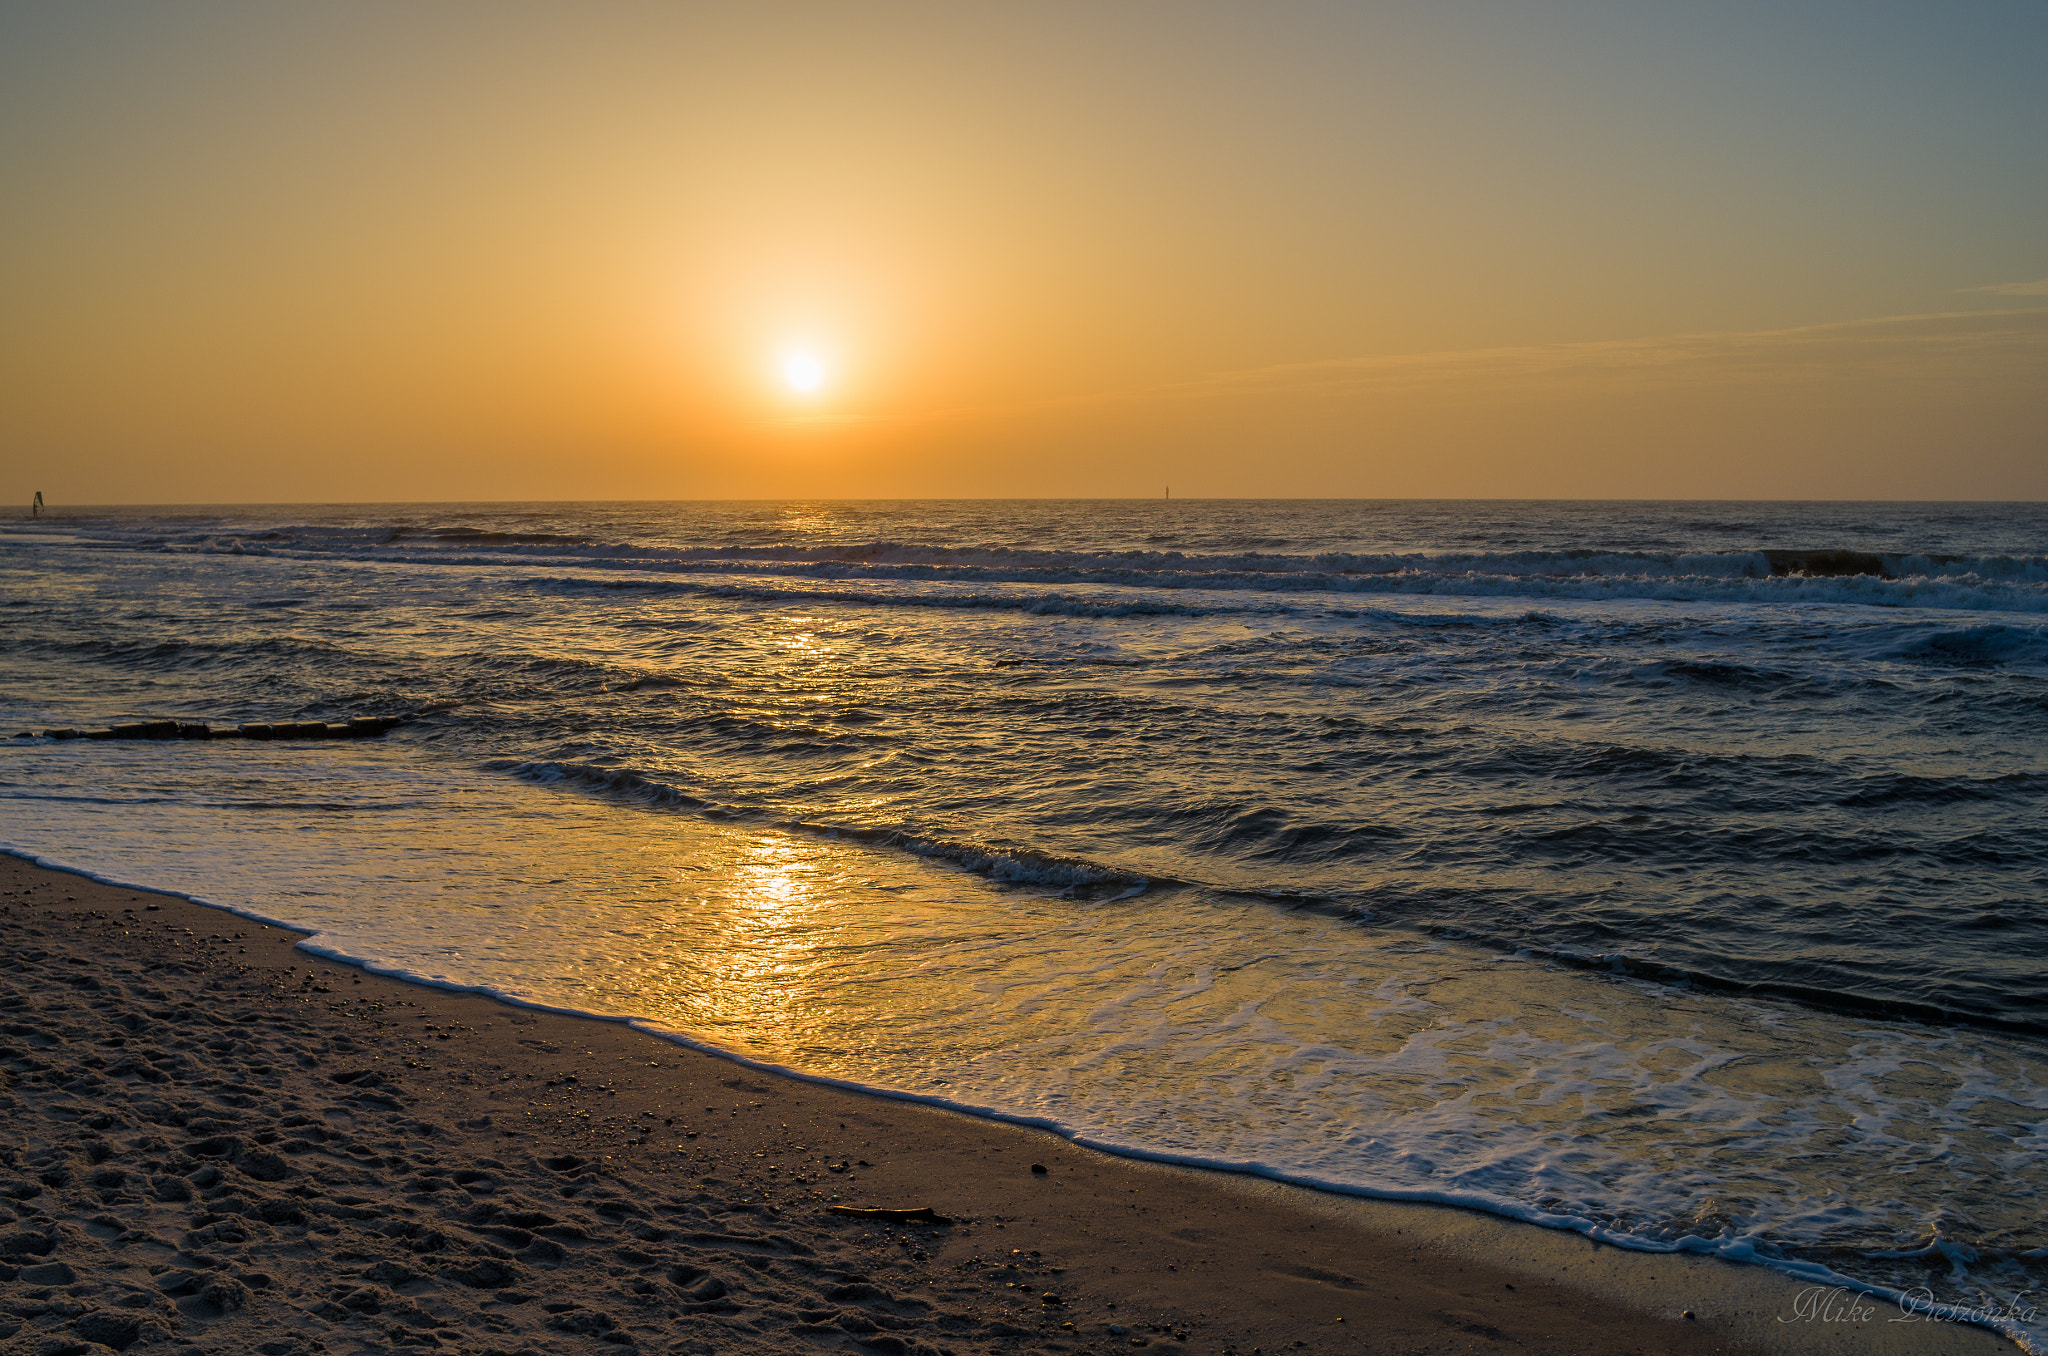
[12,495,2048,512]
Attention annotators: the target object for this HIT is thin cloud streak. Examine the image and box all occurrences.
[1967,277,2048,298]
[1188,309,2048,400]
[890,308,2048,431]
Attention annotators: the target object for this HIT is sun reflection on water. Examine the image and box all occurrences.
[692,839,829,1038]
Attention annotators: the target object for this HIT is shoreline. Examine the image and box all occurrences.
[0,852,2015,1355]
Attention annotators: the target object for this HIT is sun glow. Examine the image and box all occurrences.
[780,348,828,397]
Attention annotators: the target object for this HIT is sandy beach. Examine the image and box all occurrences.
[0,853,2012,1356]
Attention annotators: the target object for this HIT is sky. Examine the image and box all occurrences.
[2,1,2044,503]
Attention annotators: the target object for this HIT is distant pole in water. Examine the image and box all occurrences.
[30,491,41,519]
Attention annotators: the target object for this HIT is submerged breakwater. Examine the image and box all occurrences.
[23,716,403,741]
[2,499,2045,1346]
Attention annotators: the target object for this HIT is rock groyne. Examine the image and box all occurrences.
[14,716,404,741]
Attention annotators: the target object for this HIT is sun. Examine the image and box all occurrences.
[780,348,828,398]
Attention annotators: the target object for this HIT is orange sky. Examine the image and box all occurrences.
[3,3,2044,503]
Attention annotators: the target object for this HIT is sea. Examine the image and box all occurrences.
[3,500,2045,1343]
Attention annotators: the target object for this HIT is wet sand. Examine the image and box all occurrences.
[0,854,2012,1355]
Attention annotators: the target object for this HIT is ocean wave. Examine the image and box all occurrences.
[187,541,2048,617]
[224,529,2048,585]
[491,759,1155,894]
[882,831,1152,892]
[348,552,2048,615]
[491,759,712,813]
[517,572,1249,618]
[1889,622,2048,664]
